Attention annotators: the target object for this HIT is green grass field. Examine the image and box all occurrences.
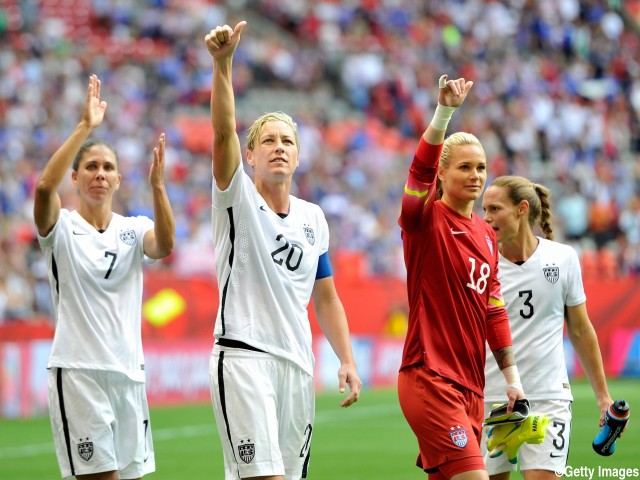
[1,379,638,479]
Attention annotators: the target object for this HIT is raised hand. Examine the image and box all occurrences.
[437,74,474,108]
[82,74,107,129]
[204,21,247,60]
[149,133,166,188]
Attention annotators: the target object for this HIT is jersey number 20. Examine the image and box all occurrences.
[271,234,303,271]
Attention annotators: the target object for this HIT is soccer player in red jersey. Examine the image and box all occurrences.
[397,75,526,480]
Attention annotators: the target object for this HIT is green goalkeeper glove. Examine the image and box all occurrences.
[486,413,550,464]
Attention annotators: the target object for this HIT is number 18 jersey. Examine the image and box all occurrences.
[212,164,330,376]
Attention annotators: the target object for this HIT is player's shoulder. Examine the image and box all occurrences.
[112,212,154,235]
[538,237,579,260]
[291,195,324,217]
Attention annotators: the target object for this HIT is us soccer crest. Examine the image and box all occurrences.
[119,229,136,246]
[237,439,255,464]
[303,224,315,245]
[449,425,468,448]
[543,265,559,284]
[485,235,494,255]
[77,438,94,461]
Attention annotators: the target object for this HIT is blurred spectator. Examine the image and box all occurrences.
[2,0,640,322]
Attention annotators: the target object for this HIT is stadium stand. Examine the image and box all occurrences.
[1,0,640,324]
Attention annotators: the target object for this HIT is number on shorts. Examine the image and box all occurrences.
[299,424,312,458]
[552,420,566,450]
[143,419,150,462]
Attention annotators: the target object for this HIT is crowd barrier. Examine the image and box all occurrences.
[1,267,639,418]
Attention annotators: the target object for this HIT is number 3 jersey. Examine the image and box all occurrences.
[212,164,330,376]
[37,209,154,382]
[484,238,586,403]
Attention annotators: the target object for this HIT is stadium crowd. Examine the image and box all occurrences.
[1,0,640,322]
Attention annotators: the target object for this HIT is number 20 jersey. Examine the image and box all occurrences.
[484,237,586,402]
[212,164,330,376]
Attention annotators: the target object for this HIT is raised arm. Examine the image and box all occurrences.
[565,303,613,426]
[312,276,362,408]
[399,75,474,232]
[204,21,247,190]
[424,75,474,144]
[143,133,175,259]
[33,74,107,236]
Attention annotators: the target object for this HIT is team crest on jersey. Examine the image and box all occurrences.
[303,224,315,245]
[237,439,255,464]
[485,235,494,255]
[449,425,468,448]
[119,229,136,246]
[77,438,94,461]
[543,265,559,284]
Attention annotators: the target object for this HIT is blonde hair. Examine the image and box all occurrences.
[489,175,555,240]
[246,111,300,152]
[436,132,484,199]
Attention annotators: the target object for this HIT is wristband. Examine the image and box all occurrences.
[430,104,456,131]
[502,365,523,392]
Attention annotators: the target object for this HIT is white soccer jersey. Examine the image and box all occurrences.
[484,237,586,402]
[212,164,330,376]
[38,209,154,382]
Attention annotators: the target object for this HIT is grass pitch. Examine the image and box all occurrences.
[1,379,638,479]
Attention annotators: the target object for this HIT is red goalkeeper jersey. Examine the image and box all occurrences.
[399,138,511,396]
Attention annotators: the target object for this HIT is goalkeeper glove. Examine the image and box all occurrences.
[486,413,550,464]
[483,399,530,426]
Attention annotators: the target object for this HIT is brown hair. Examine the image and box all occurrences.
[246,111,299,152]
[489,175,554,240]
[72,140,119,171]
[437,132,484,199]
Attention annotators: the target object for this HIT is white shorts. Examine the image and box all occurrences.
[209,346,315,480]
[482,399,572,475]
[48,368,155,479]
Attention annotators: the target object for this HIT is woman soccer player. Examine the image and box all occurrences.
[482,176,613,480]
[34,74,175,479]
[397,75,526,480]
[204,21,361,480]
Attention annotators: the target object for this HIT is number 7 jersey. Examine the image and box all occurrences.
[38,209,154,382]
[212,164,330,376]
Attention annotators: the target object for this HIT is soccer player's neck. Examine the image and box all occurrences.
[440,195,473,219]
[500,234,539,264]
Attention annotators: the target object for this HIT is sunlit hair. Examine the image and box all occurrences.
[72,140,119,171]
[489,175,555,240]
[436,132,484,199]
[246,112,300,152]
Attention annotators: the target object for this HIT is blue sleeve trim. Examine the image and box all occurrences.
[316,252,333,280]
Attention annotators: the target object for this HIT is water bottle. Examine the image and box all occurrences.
[592,400,630,456]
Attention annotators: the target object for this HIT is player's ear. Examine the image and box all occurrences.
[246,149,254,167]
[518,200,529,217]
